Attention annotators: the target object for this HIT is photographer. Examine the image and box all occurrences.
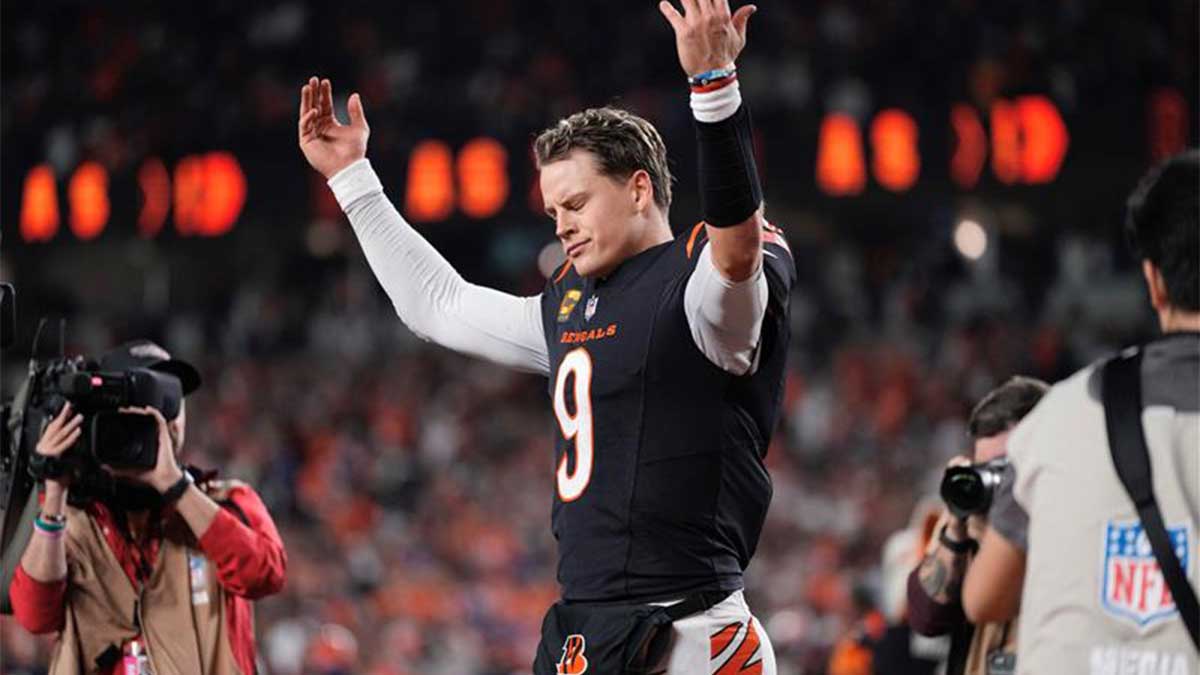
[906,376,1048,675]
[8,340,286,675]
[962,150,1198,672]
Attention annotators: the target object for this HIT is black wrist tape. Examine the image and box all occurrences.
[695,104,763,228]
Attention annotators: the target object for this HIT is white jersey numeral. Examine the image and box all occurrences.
[553,347,594,502]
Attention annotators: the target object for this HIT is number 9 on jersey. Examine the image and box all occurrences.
[553,348,594,502]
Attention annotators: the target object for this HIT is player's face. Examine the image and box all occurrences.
[541,150,645,278]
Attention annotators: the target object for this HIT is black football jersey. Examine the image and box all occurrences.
[539,222,796,602]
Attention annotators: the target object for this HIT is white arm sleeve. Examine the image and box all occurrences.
[683,244,768,375]
[329,159,550,376]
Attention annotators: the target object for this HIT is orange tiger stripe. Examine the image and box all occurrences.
[554,261,573,283]
[710,621,741,658]
[714,621,762,675]
[686,222,706,259]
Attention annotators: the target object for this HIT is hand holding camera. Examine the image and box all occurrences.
[107,406,183,494]
[34,403,84,511]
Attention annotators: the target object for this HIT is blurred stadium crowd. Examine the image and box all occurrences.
[1,0,1195,674]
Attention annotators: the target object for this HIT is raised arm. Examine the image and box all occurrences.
[660,0,762,280]
[299,78,549,375]
[661,1,780,375]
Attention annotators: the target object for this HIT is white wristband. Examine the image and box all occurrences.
[690,79,742,124]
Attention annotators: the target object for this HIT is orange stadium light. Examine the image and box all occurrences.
[174,152,246,236]
[195,152,246,236]
[1016,95,1068,184]
[405,140,455,222]
[68,161,110,240]
[990,100,1021,185]
[950,104,987,189]
[1148,87,1189,163]
[816,113,866,196]
[174,155,205,235]
[457,137,509,219]
[137,157,171,237]
[20,164,59,243]
[870,109,920,192]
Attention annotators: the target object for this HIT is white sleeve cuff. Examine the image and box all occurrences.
[327,158,384,210]
[690,80,742,123]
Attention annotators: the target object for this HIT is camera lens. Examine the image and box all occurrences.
[940,466,988,518]
[90,412,159,469]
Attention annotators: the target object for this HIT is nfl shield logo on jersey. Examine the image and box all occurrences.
[584,295,598,321]
[1101,521,1191,628]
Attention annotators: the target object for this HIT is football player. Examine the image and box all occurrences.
[299,1,792,671]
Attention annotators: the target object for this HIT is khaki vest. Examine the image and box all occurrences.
[48,482,246,675]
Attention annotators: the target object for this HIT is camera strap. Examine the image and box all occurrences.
[1101,350,1199,650]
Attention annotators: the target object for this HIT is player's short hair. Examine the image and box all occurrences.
[1124,149,1199,311]
[968,376,1050,440]
[534,107,673,211]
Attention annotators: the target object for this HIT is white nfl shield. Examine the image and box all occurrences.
[584,295,598,321]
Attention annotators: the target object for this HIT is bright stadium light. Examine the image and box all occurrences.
[954,219,988,261]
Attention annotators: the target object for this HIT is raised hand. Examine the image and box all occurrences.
[298,76,370,179]
[658,0,756,77]
[36,403,83,489]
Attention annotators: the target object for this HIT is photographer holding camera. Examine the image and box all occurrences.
[961,150,1198,673]
[8,340,286,675]
[906,376,1048,675]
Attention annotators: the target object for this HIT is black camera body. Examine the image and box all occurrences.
[940,458,1009,519]
[25,356,183,478]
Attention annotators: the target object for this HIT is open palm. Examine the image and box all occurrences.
[298,77,369,179]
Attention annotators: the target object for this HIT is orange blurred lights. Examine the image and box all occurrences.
[196,152,247,236]
[174,152,246,236]
[174,155,205,235]
[1148,88,1188,163]
[68,162,110,240]
[457,137,509,219]
[870,109,920,192]
[405,140,455,222]
[951,104,987,189]
[138,158,171,237]
[20,164,60,243]
[816,113,866,196]
[990,100,1021,185]
[1015,95,1068,184]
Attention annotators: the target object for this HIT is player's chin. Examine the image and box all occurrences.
[571,251,598,277]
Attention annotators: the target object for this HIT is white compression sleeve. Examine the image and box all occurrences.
[329,159,550,376]
[683,244,768,375]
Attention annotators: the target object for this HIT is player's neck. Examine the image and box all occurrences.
[632,210,673,254]
[1158,307,1200,333]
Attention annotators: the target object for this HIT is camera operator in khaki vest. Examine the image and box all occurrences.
[8,340,287,675]
[906,376,1049,675]
[962,150,1199,673]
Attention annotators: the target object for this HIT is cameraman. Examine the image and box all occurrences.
[906,376,1048,674]
[8,340,286,675]
[962,150,1198,672]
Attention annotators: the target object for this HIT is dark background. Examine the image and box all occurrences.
[2,1,1196,673]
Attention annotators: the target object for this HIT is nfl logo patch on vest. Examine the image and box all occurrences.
[584,296,598,321]
[1101,521,1191,628]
